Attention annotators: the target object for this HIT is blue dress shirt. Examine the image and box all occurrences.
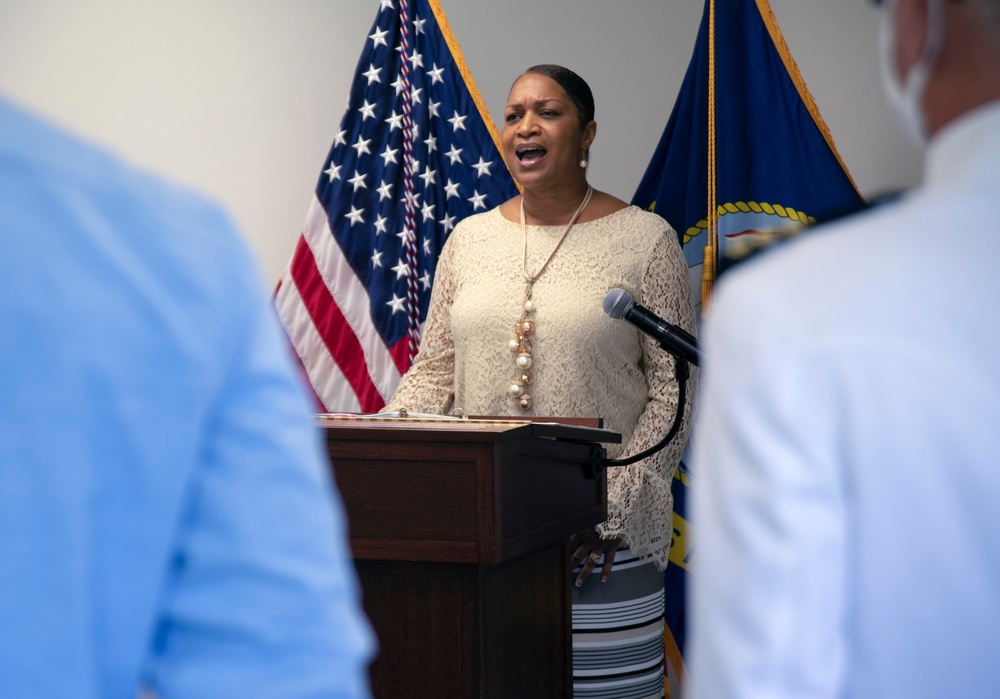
[0,96,374,698]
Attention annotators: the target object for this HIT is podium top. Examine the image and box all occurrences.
[316,414,621,445]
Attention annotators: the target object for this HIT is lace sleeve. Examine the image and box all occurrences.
[596,226,698,569]
[382,235,458,414]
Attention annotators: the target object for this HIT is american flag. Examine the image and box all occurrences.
[275,0,518,412]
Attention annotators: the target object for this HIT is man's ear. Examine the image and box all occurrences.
[894,0,932,76]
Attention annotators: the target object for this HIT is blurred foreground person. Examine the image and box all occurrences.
[692,0,1000,696]
[0,96,373,698]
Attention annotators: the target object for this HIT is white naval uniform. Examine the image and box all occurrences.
[691,100,1000,699]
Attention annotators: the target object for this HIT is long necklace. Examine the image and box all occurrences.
[508,185,594,411]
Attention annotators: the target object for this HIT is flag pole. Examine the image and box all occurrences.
[703,0,718,312]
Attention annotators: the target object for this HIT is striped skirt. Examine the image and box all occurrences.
[572,548,665,698]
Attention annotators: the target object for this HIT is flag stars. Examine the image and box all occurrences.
[392,260,409,280]
[359,100,377,120]
[420,166,437,188]
[468,190,487,210]
[348,170,368,192]
[345,205,366,226]
[352,135,373,156]
[299,11,525,373]
[380,145,399,166]
[362,63,382,85]
[369,27,389,48]
[472,156,492,178]
[440,213,457,233]
[402,190,422,210]
[445,145,463,165]
[377,180,394,201]
[387,294,406,314]
[448,111,468,132]
[397,227,414,245]
[385,110,404,131]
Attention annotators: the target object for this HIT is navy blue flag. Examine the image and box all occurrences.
[631,0,864,689]
[276,0,519,412]
[634,0,864,313]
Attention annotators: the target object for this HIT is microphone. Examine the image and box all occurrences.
[602,288,699,366]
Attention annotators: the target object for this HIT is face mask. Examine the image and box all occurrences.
[878,0,944,146]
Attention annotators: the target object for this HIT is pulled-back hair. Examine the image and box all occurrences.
[521,64,595,128]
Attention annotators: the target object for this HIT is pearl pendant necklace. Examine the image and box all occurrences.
[509,186,594,412]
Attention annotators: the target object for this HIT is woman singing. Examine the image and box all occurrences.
[385,64,696,697]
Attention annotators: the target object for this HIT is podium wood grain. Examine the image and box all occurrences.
[322,418,616,698]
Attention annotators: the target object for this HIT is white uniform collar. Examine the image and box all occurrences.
[925,99,1000,189]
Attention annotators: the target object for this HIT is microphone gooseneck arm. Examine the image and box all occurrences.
[596,287,694,471]
[602,358,689,468]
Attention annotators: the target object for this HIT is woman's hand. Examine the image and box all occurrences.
[570,528,621,587]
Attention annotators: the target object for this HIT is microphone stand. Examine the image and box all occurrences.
[589,349,691,477]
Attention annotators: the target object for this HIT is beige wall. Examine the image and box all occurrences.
[0,1,923,285]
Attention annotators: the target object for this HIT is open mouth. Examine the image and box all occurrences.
[515,145,547,165]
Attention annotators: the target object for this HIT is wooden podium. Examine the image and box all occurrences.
[320,416,620,699]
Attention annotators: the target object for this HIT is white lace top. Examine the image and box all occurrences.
[385,205,697,568]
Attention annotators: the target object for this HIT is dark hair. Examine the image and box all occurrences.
[521,64,595,128]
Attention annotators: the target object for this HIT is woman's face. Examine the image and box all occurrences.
[502,72,595,192]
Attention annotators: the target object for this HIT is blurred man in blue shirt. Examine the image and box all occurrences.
[0,96,374,698]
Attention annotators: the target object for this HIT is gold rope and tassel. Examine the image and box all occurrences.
[701,243,716,311]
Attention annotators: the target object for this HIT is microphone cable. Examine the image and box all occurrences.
[602,357,690,469]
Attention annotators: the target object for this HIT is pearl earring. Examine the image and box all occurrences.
[579,158,588,168]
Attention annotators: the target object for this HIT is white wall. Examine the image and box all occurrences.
[0,0,923,285]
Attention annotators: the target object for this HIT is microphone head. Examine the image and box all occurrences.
[602,288,635,320]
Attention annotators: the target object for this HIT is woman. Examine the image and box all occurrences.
[384,64,696,698]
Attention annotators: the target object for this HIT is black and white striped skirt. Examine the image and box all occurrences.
[571,548,665,699]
